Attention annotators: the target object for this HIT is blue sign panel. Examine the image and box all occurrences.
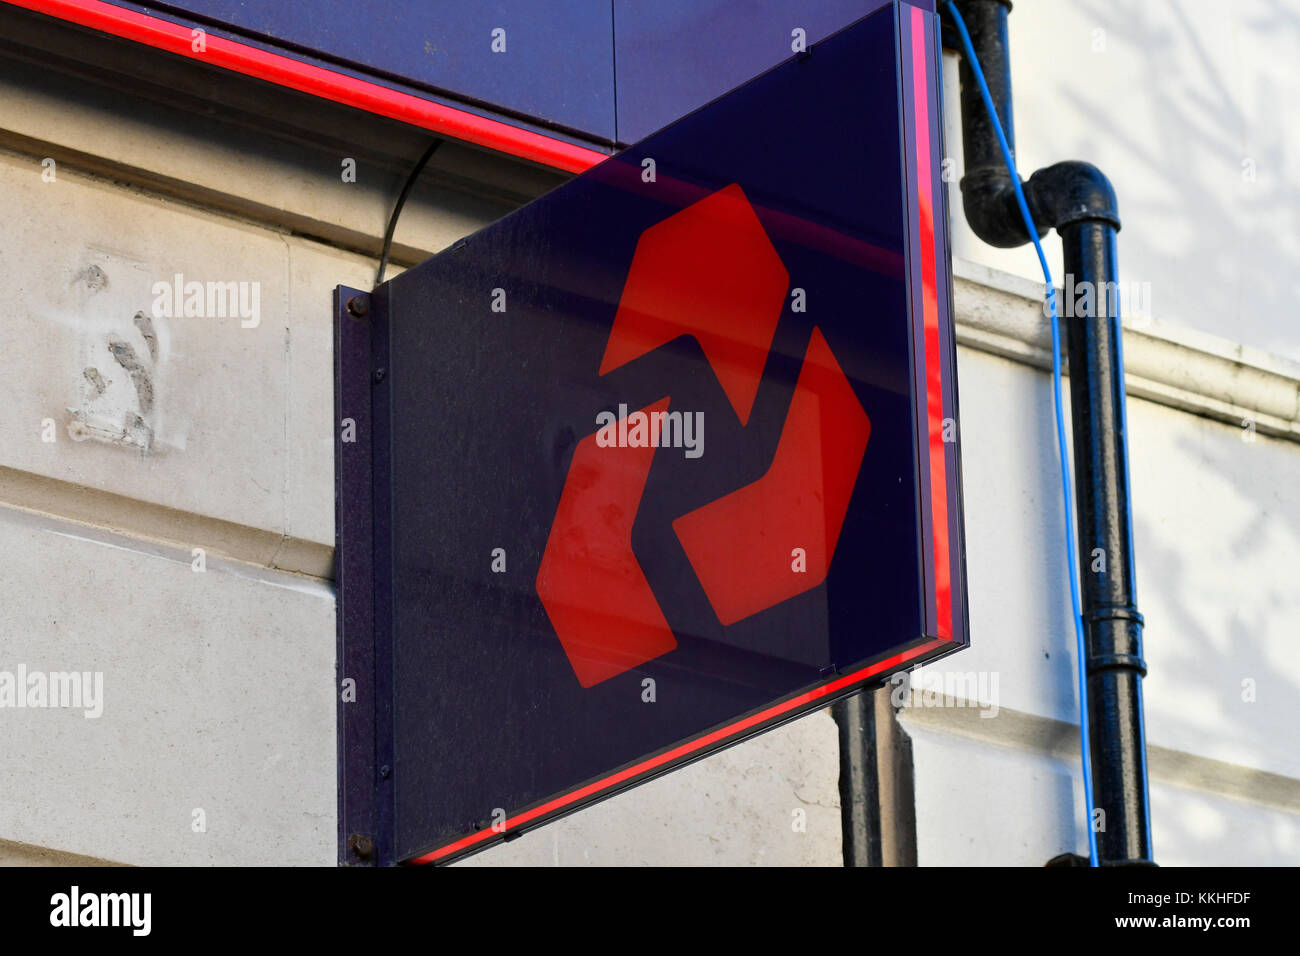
[335,2,965,865]
[129,0,618,139]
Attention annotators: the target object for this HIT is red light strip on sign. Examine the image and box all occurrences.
[411,637,948,864]
[909,4,954,643]
[3,0,611,173]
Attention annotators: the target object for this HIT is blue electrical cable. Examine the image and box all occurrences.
[944,0,1099,867]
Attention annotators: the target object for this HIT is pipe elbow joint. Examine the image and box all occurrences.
[959,168,1047,248]
[1025,161,1121,233]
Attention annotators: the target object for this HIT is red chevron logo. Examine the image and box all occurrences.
[536,185,870,687]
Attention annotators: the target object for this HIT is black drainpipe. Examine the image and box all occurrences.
[943,0,1154,865]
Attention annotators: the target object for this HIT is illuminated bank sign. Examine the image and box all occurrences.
[334,3,965,865]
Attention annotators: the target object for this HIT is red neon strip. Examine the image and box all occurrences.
[911,7,952,642]
[412,637,948,863]
[4,0,609,173]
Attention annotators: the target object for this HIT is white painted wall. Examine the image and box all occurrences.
[907,0,1300,867]
[904,341,1300,865]
[945,0,1300,362]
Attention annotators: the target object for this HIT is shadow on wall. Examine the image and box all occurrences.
[1022,0,1300,361]
[1127,409,1300,860]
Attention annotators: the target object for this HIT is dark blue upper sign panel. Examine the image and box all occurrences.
[334,2,966,865]
[133,0,617,138]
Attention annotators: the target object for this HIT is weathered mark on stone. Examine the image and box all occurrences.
[133,311,158,363]
[123,412,153,453]
[75,264,109,293]
[65,408,153,454]
[82,366,107,398]
[66,414,90,443]
[106,333,153,416]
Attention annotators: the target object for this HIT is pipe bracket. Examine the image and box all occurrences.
[1086,653,1148,678]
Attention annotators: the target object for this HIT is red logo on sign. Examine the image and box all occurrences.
[536,185,870,687]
